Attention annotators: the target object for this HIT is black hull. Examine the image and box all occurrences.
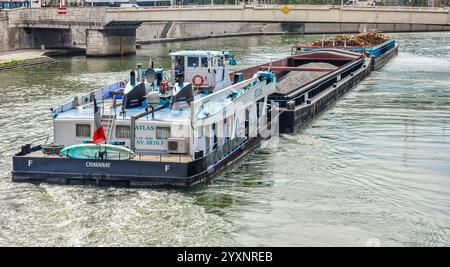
[12,137,262,188]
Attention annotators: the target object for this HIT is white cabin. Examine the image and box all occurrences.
[170,50,233,92]
[52,50,276,163]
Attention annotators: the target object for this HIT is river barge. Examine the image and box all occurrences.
[292,32,398,71]
[12,38,397,187]
[278,33,398,133]
[12,50,276,187]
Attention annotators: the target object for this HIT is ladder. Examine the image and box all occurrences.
[101,114,115,144]
[100,95,119,144]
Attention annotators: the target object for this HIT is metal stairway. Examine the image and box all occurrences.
[160,21,173,39]
[101,114,116,144]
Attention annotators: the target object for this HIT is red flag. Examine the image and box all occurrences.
[93,99,106,144]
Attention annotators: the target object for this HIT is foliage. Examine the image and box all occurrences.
[0,59,23,69]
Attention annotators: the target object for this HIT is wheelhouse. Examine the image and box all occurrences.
[170,50,233,93]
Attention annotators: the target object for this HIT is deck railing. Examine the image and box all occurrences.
[135,153,194,163]
[53,79,128,114]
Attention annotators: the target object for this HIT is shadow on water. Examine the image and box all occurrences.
[189,149,275,216]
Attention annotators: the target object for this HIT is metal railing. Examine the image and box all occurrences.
[136,153,194,163]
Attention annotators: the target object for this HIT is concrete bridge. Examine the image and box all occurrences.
[8,5,450,26]
[2,5,450,56]
[106,5,450,25]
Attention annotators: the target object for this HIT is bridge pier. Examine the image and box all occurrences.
[86,28,137,57]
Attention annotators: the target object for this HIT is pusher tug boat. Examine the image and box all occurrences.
[12,50,277,187]
[12,41,397,188]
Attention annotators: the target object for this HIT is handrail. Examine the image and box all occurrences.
[134,153,194,163]
[53,79,128,115]
[105,5,450,12]
[191,78,253,107]
[30,135,53,147]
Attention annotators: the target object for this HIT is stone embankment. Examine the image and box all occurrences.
[0,49,55,71]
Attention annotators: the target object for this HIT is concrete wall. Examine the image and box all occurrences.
[4,27,33,51]
[0,13,31,52]
[86,28,136,57]
[136,21,450,43]
[1,26,73,52]
[137,22,267,41]
[136,22,303,42]
[105,5,450,26]
[1,10,75,53]
[6,7,106,29]
[1,8,136,57]
[136,23,167,41]
[70,26,90,47]
[0,13,7,53]
[27,28,73,49]
[170,22,235,38]
[303,23,450,34]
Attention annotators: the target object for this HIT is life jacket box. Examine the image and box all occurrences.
[160,80,170,92]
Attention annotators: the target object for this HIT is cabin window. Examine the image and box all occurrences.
[116,125,130,139]
[76,124,91,138]
[156,127,171,139]
[201,57,208,67]
[174,56,185,72]
[187,57,199,68]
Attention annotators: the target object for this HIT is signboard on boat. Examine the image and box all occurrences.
[134,122,166,151]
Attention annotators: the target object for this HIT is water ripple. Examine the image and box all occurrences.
[0,33,450,246]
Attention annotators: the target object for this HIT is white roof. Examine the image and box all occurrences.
[169,50,226,58]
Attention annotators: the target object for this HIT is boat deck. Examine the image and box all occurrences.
[55,85,249,122]
[26,150,193,163]
[274,62,337,95]
[27,151,61,158]
[133,153,193,163]
[234,49,361,97]
[56,97,191,122]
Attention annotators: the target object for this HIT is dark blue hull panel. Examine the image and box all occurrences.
[12,137,261,188]
[12,156,192,187]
